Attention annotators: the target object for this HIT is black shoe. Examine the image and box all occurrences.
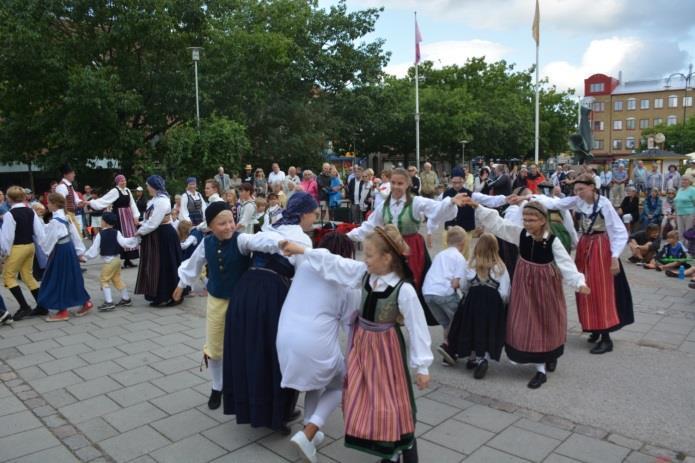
[628,256,640,263]
[587,332,600,343]
[29,307,48,317]
[278,423,292,436]
[402,439,418,463]
[473,359,488,379]
[164,299,181,307]
[116,298,132,307]
[12,306,32,321]
[208,390,222,410]
[665,270,678,278]
[527,372,547,389]
[465,359,477,370]
[590,339,613,354]
[689,281,695,289]
[546,360,557,372]
[286,409,302,423]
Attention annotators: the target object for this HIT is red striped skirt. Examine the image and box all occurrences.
[116,207,138,252]
[403,233,427,291]
[506,257,566,363]
[343,318,415,457]
[575,233,619,331]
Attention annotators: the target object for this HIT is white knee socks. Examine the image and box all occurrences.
[209,358,223,391]
[102,287,112,303]
[121,288,130,300]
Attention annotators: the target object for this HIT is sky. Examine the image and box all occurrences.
[317,0,695,95]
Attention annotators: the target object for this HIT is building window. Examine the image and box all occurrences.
[668,95,678,108]
[625,137,636,149]
[614,100,623,111]
[626,118,636,130]
[627,98,636,110]
[593,139,604,150]
[613,120,623,130]
[640,99,649,109]
[593,121,604,131]
[667,115,678,126]
[612,139,622,150]
[592,101,605,112]
[590,83,605,93]
[654,117,663,126]
[639,119,649,129]
[654,98,664,109]
[685,96,693,107]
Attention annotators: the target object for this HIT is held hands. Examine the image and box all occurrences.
[279,240,306,256]
[610,257,620,275]
[415,374,430,390]
[451,192,470,207]
[172,286,184,303]
[577,285,591,295]
[459,196,478,208]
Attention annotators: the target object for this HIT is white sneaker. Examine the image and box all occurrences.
[313,431,325,447]
[291,430,318,463]
[0,311,13,325]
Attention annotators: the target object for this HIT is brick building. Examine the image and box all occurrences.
[584,68,694,160]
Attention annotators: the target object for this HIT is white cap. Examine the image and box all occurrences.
[136,186,143,192]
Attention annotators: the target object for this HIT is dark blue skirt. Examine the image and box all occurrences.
[38,241,90,310]
[222,268,297,431]
[135,224,182,304]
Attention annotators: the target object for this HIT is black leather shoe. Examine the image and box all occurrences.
[473,359,488,379]
[546,360,557,372]
[208,390,222,410]
[465,359,477,370]
[590,339,613,354]
[527,372,547,389]
[587,332,600,343]
[29,307,48,317]
[12,306,32,321]
[286,409,302,423]
[278,423,292,436]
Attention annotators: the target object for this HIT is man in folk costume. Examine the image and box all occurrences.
[55,164,85,232]
[180,177,207,226]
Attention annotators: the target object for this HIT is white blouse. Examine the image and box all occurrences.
[137,196,171,236]
[348,195,458,241]
[302,248,433,376]
[475,205,586,290]
[88,187,139,219]
[0,204,46,256]
[180,235,198,251]
[459,267,511,303]
[40,210,85,256]
[84,230,139,262]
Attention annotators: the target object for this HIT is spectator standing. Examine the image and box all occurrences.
[488,164,512,196]
[214,167,231,194]
[600,164,612,197]
[646,164,663,192]
[525,164,546,194]
[474,167,491,193]
[236,183,257,234]
[346,165,361,186]
[513,166,528,190]
[254,168,268,197]
[268,162,286,186]
[328,166,343,221]
[408,166,421,195]
[674,176,695,243]
[347,168,372,224]
[317,163,332,221]
[664,165,681,191]
[242,164,254,184]
[611,164,628,206]
[286,166,301,188]
[300,170,319,203]
[550,166,562,187]
[420,162,439,198]
[632,160,647,195]
[685,160,695,179]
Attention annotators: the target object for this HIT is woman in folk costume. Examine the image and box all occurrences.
[134,176,182,307]
[347,167,467,324]
[38,193,93,322]
[276,232,360,463]
[180,177,207,226]
[223,192,318,435]
[88,174,140,268]
[523,173,634,355]
[281,225,431,463]
[465,197,590,388]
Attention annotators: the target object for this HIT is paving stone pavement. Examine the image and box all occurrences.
[0,241,693,462]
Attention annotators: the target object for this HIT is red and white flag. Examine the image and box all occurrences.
[415,16,423,64]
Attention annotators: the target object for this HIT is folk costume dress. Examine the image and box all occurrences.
[475,205,586,364]
[543,195,634,333]
[37,210,90,311]
[89,186,140,261]
[180,190,206,226]
[299,249,433,460]
[448,267,510,362]
[472,192,521,278]
[135,195,182,305]
[222,224,312,431]
[347,194,458,324]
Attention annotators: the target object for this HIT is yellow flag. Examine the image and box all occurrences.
[532,0,540,46]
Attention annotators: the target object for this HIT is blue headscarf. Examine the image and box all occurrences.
[451,166,465,178]
[186,176,197,185]
[146,175,168,197]
[274,192,318,227]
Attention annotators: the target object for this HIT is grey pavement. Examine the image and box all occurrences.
[0,235,694,462]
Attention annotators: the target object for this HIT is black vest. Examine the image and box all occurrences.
[10,207,35,245]
[519,231,555,264]
[100,228,122,256]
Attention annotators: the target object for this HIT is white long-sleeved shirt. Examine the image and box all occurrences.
[181,235,198,251]
[40,210,85,256]
[0,204,46,255]
[474,205,586,290]
[459,267,511,304]
[348,195,458,241]
[84,230,139,262]
[137,196,171,236]
[532,194,627,258]
[55,179,81,206]
[422,246,469,297]
[237,200,257,234]
[88,187,139,219]
[301,248,433,375]
[179,190,207,222]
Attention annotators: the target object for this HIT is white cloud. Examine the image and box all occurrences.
[384,39,510,77]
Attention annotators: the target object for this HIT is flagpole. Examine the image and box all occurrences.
[415,12,421,171]
[534,39,540,164]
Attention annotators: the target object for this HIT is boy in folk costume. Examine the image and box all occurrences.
[172,202,278,410]
[84,213,138,311]
[281,224,432,463]
[38,193,92,322]
[0,186,46,320]
[55,164,85,231]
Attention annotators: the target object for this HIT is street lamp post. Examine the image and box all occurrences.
[188,47,203,129]
[459,140,468,167]
[665,64,694,141]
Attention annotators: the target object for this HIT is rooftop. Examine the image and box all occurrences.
[612,75,689,95]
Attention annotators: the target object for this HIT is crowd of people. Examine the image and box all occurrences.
[0,158,693,463]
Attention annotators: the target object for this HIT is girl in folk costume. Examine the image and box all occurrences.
[223,192,319,435]
[281,225,432,463]
[38,193,93,322]
[180,177,207,226]
[347,168,467,324]
[529,173,634,354]
[178,220,203,261]
[134,176,182,307]
[446,233,510,380]
[173,202,279,410]
[466,197,589,388]
[88,175,141,268]
[276,232,360,463]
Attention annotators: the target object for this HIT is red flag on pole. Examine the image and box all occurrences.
[415,14,422,64]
